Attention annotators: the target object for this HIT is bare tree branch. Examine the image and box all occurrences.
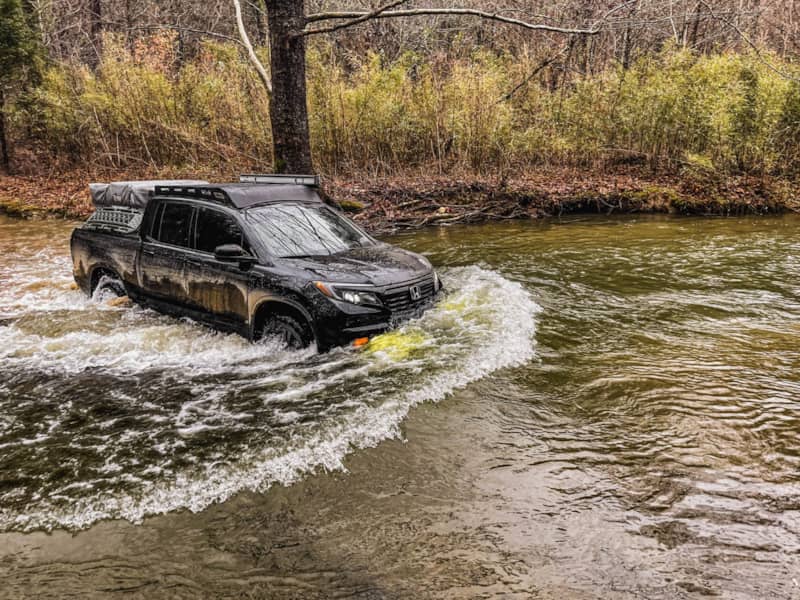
[302,8,601,37]
[245,0,265,17]
[697,0,799,81]
[123,24,244,45]
[233,0,271,94]
[303,0,411,36]
[498,42,571,103]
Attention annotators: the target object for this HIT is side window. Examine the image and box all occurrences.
[195,207,244,253]
[156,202,193,247]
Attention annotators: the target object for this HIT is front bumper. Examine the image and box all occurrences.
[313,294,439,351]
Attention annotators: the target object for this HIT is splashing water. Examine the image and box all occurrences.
[0,224,539,531]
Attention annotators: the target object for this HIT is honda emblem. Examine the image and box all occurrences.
[409,285,422,301]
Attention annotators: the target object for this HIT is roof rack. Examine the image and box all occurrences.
[154,185,233,206]
[86,205,144,233]
[239,173,320,187]
[90,180,209,209]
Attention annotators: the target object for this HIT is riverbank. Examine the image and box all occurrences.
[1,166,797,232]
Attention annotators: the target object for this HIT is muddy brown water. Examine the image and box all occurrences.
[1,213,799,599]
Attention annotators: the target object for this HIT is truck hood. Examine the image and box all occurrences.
[282,243,432,287]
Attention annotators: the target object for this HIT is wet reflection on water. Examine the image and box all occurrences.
[1,214,799,598]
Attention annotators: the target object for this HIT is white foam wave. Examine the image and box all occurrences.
[1,266,540,531]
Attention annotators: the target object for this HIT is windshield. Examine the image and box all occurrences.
[245,203,373,258]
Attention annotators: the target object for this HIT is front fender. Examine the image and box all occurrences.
[248,291,318,341]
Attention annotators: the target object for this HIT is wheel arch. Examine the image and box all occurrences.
[251,297,317,344]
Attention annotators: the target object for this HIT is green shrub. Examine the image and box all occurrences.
[12,38,800,180]
[28,34,272,168]
[777,80,800,177]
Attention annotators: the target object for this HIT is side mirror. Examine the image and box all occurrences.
[214,244,257,265]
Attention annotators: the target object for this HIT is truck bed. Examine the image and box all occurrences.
[71,226,141,296]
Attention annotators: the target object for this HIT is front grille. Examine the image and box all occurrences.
[382,275,436,313]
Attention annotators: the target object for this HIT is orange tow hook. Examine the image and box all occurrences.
[353,337,370,348]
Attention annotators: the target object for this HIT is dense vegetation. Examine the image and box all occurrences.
[0,0,42,170]
[1,1,799,222]
[9,33,799,181]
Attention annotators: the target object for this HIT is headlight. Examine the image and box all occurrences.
[314,281,383,307]
[341,289,382,306]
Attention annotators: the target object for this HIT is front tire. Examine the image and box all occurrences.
[259,314,312,350]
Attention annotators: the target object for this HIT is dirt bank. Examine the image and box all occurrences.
[1,167,797,233]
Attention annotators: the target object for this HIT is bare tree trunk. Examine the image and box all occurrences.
[622,25,633,70]
[621,1,637,70]
[266,0,313,174]
[249,0,267,45]
[689,2,703,48]
[124,0,135,51]
[0,89,10,174]
[88,0,102,69]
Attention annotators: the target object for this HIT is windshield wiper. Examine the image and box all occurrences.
[283,253,331,259]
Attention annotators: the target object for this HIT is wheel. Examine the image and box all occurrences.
[92,272,125,301]
[259,314,312,350]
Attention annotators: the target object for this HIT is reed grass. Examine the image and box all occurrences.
[15,34,800,179]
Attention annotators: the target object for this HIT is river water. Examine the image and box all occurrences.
[1,213,799,598]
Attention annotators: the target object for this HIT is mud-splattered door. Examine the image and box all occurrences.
[138,200,193,305]
[183,206,250,329]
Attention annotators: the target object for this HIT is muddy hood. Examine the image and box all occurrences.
[282,243,432,287]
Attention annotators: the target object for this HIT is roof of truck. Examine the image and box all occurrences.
[89,176,323,211]
[154,182,323,210]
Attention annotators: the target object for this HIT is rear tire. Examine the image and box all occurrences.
[259,314,312,350]
[92,271,125,300]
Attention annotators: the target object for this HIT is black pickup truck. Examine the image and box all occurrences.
[71,175,442,351]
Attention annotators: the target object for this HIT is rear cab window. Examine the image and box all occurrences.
[150,201,194,248]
